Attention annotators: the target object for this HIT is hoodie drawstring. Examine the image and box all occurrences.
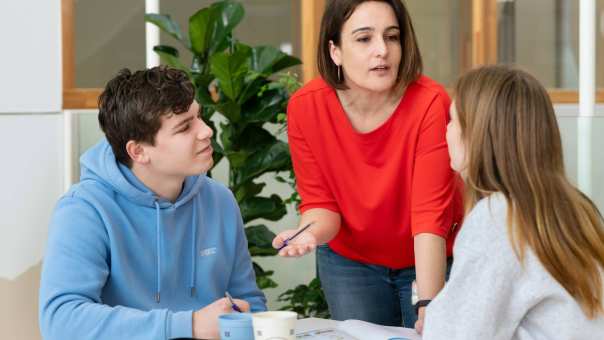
[190,196,198,297]
[154,201,162,303]
[154,197,199,303]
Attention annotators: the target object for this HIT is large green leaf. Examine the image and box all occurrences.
[225,125,280,169]
[218,127,277,171]
[235,181,265,202]
[277,278,330,318]
[235,141,291,186]
[250,46,301,75]
[271,54,302,74]
[193,72,214,88]
[153,44,179,57]
[189,1,244,58]
[253,262,278,289]
[237,125,276,151]
[240,194,287,223]
[209,1,245,54]
[189,7,217,57]
[153,45,191,77]
[145,14,189,48]
[234,42,253,58]
[210,50,250,101]
[196,86,215,107]
[194,74,218,109]
[246,224,278,256]
[215,100,242,122]
[242,88,288,123]
[237,77,267,105]
[225,150,250,169]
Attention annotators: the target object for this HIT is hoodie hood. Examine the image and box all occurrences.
[80,138,204,208]
[39,139,266,339]
[80,138,205,302]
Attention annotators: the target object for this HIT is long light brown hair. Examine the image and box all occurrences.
[455,65,604,318]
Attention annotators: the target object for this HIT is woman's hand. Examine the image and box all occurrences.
[272,229,318,257]
[415,306,426,334]
[273,208,341,257]
[413,233,447,335]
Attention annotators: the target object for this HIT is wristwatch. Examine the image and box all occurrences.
[414,299,431,314]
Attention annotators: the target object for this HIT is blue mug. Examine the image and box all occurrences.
[218,313,254,340]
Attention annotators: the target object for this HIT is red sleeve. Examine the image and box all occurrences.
[411,91,456,237]
[287,98,340,214]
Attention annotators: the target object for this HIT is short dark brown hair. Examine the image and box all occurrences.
[317,0,423,90]
[98,66,195,167]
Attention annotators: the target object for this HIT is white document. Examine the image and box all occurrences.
[296,318,421,340]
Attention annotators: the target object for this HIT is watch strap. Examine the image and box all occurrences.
[414,299,432,314]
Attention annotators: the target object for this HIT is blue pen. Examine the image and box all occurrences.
[225,291,243,313]
[278,222,315,251]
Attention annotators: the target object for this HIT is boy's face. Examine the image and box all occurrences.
[144,100,214,179]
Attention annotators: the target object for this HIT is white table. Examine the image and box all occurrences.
[295,317,421,340]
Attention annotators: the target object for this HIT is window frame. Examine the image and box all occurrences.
[61,0,603,109]
[62,0,102,109]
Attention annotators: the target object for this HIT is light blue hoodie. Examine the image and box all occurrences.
[39,139,266,339]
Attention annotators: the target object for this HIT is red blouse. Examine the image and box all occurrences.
[287,76,463,269]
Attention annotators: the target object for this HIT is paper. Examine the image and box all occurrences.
[297,327,357,340]
[296,318,421,340]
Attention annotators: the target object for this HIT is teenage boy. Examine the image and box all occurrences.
[39,66,266,340]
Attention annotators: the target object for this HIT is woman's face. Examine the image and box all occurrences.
[330,1,402,93]
[446,102,467,174]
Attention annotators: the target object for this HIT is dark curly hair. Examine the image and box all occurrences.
[98,66,195,167]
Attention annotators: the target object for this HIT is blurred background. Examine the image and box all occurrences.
[1,1,603,339]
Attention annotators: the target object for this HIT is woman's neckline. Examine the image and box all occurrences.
[331,83,410,137]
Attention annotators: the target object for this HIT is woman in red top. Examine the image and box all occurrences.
[272,0,463,332]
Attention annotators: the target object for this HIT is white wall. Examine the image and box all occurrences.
[555,105,604,210]
[0,0,62,113]
[0,116,63,280]
[0,1,63,339]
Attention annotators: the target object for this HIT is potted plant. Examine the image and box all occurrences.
[145,0,299,290]
[146,2,330,317]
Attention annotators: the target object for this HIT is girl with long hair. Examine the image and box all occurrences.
[423,65,604,339]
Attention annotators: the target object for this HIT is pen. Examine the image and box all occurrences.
[278,222,315,251]
[225,291,242,313]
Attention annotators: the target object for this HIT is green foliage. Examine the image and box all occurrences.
[277,278,330,319]
[145,0,300,291]
[147,1,327,317]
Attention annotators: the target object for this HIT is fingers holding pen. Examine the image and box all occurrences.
[272,224,317,257]
[272,230,296,249]
[279,242,316,257]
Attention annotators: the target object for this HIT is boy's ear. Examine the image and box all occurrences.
[125,140,150,165]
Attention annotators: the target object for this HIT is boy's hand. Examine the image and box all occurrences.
[192,297,250,339]
[272,229,317,257]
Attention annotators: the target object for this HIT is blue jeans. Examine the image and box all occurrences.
[317,244,452,328]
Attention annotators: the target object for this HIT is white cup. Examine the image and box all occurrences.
[251,311,297,340]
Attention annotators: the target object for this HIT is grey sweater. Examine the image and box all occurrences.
[423,193,604,340]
